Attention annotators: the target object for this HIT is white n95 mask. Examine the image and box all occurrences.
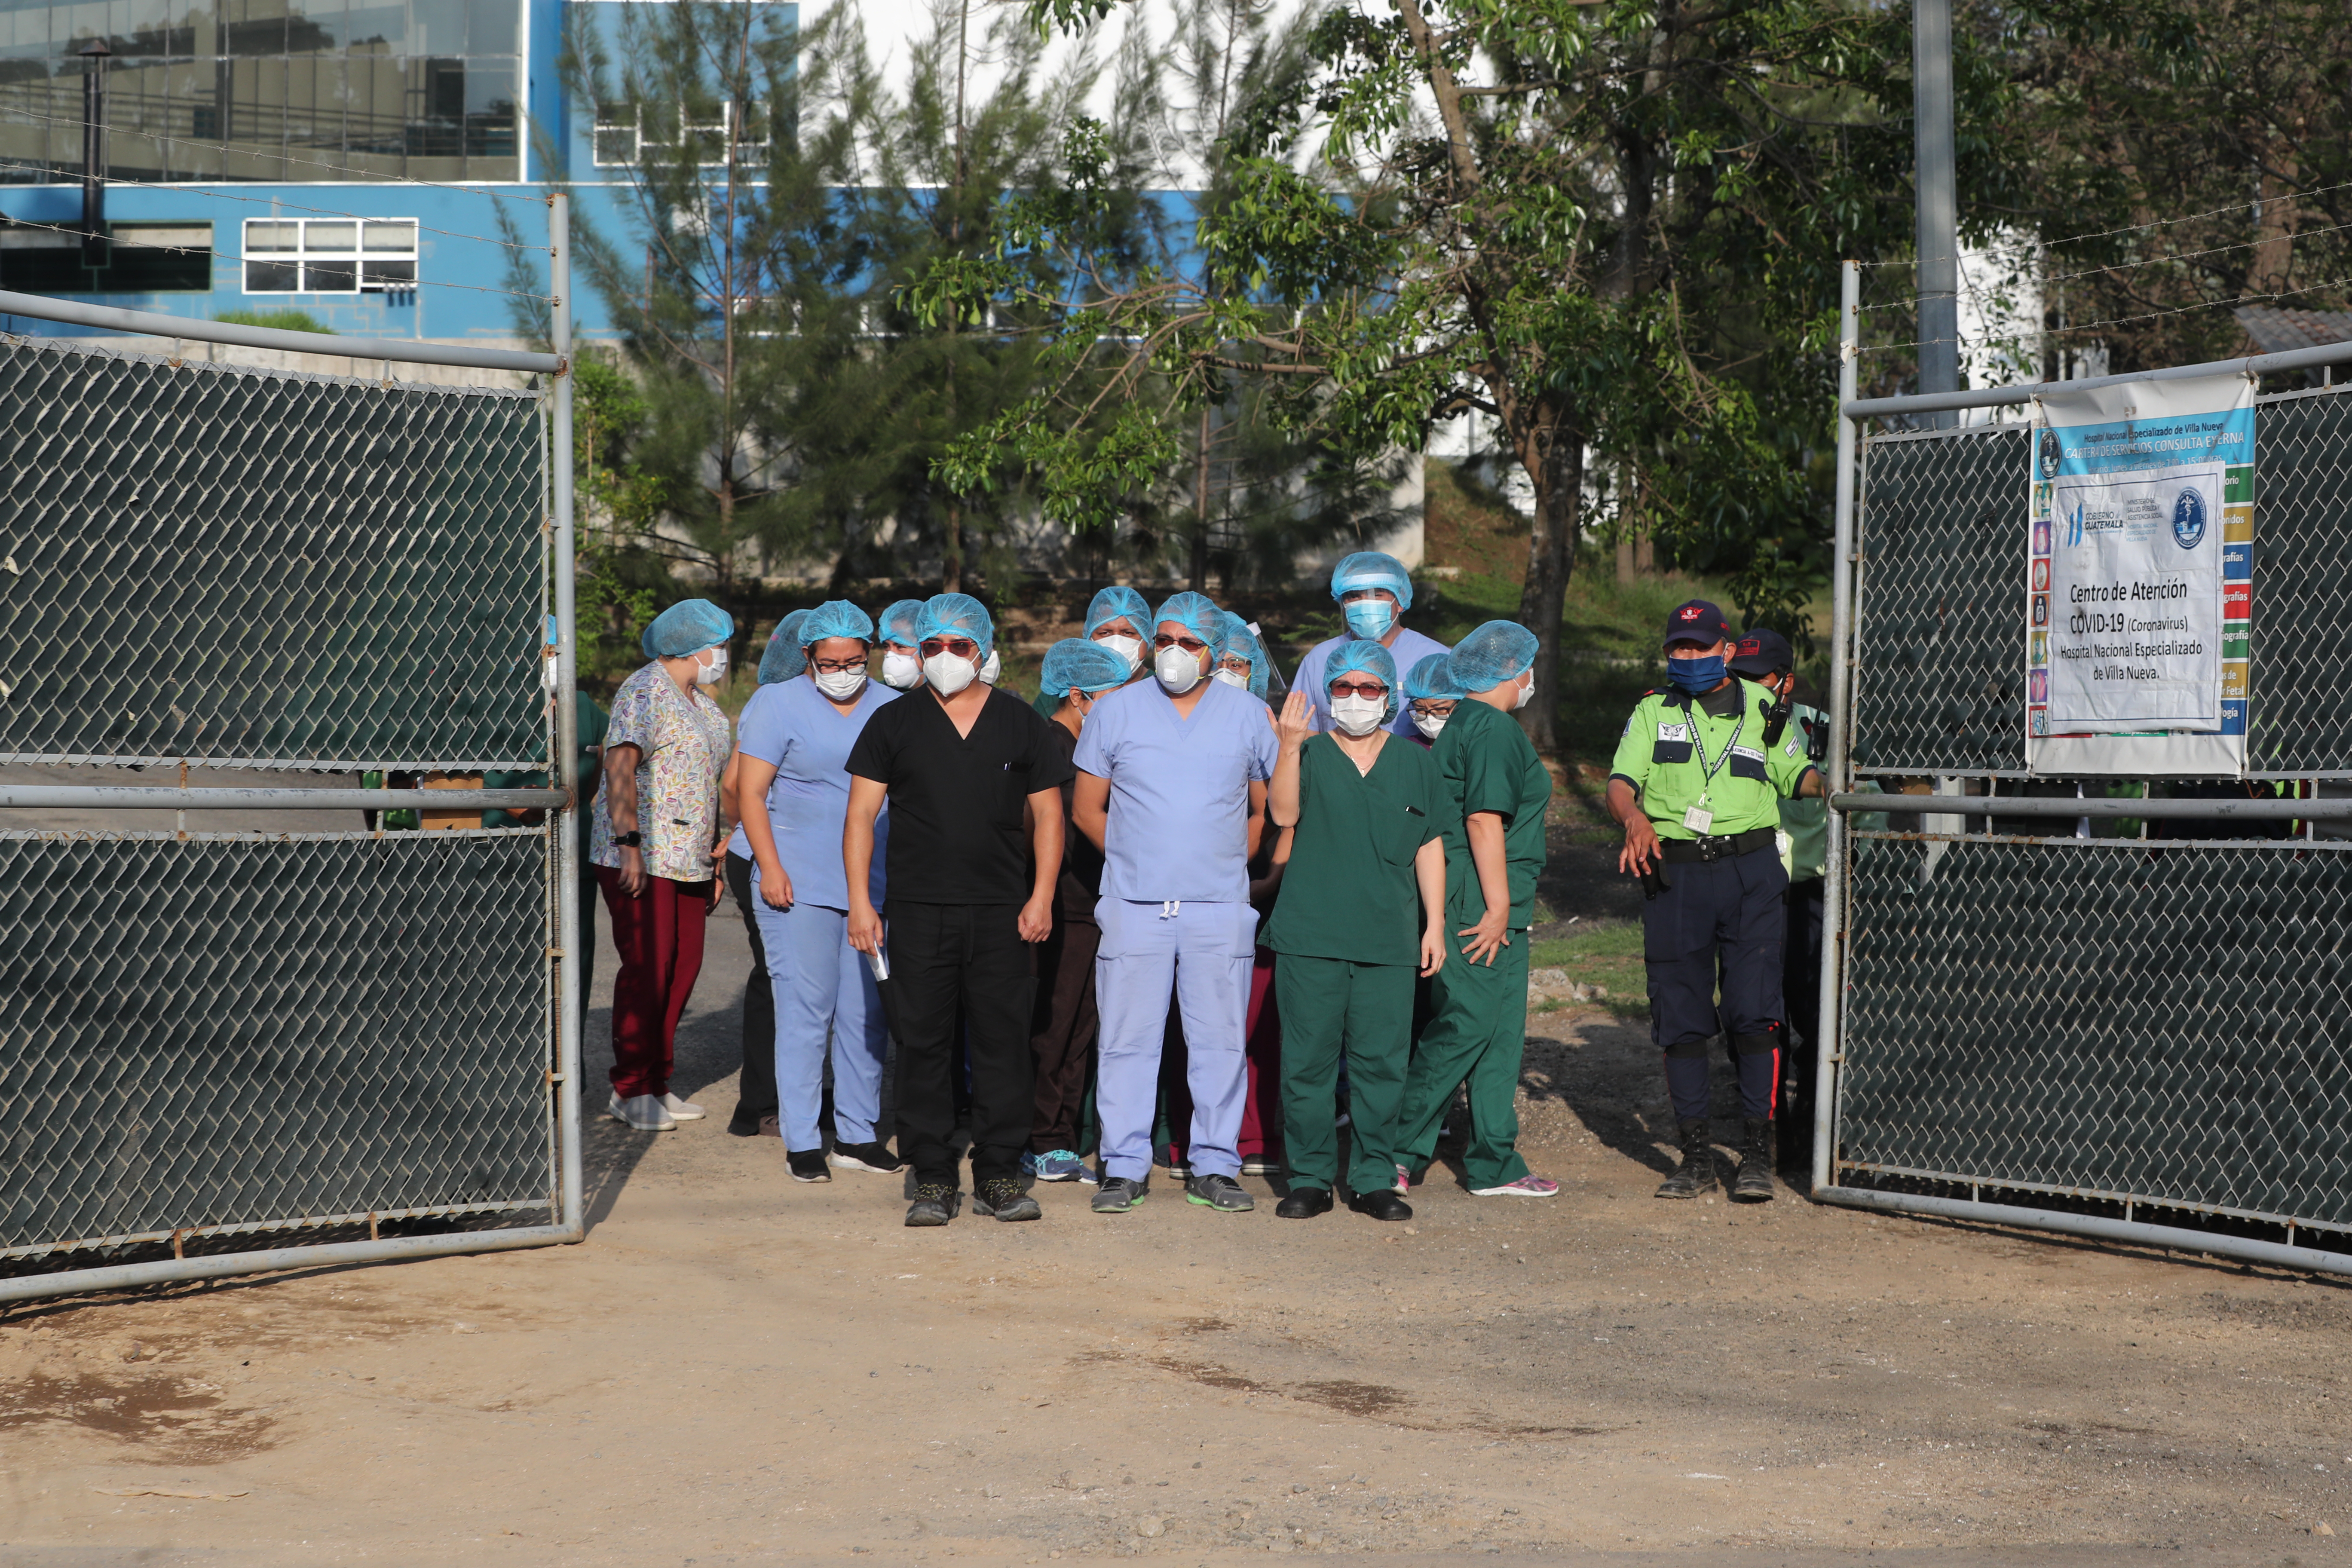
[980,649,1002,685]
[1512,671,1535,710]
[694,647,728,686]
[1095,633,1143,674]
[1212,667,1250,691]
[814,666,867,701]
[1330,695,1384,737]
[1412,711,1448,741]
[924,651,978,696]
[880,650,922,690]
[1154,644,1203,695]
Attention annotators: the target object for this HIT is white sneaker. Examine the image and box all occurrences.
[660,1093,706,1121]
[612,1093,675,1131]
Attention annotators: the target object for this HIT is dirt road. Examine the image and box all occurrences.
[2,906,2347,1567]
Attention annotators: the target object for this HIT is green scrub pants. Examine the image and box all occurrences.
[1275,954,1415,1197]
[1398,928,1531,1191]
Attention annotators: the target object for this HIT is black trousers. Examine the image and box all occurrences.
[725,852,780,1135]
[1779,875,1826,1166]
[882,901,1036,1188]
[1028,913,1100,1154]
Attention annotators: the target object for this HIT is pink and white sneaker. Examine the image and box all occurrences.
[1395,1163,1412,1195]
[1471,1175,1560,1197]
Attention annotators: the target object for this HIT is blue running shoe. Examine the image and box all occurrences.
[1023,1148,1094,1184]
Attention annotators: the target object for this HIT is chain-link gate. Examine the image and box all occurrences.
[0,208,587,1302]
[1813,262,2352,1276]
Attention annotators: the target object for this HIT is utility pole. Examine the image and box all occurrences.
[78,38,109,272]
[1912,0,1957,427]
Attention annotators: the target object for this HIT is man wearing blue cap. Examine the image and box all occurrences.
[1071,592,1279,1216]
[844,594,1074,1227]
[1293,551,1449,740]
[1608,600,1824,1203]
[1729,626,1831,1176]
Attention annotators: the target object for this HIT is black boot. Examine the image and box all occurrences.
[1732,1118,1776,1203]
[1654,1118,1718,1199]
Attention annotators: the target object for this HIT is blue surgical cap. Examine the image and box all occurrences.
[1154,591,1227,660]
[641,597,734,660]
[1328,551,1413,612]
[1085,586,1152,641]
[1324,638,1400,724]
[797,599,875,648]
[1406,651,1466,702]
[1040,637,1133,698]
[1219,613,1271,699]
[914,593,995,660]
[759,608,811,684]
[1449,619,1539,692]
[877,598,925,648]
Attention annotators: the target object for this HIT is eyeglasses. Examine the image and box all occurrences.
[1154,633,1208,653]
[919,637,979,659]
[1409,699,1456,716]
[811,656,867,674]
[1329,680,1388,700]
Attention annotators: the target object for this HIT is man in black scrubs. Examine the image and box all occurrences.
[845,594,1073,1226]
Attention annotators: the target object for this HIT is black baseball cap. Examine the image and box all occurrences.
[1729,628,1795,677]
[1661,599,1732,649]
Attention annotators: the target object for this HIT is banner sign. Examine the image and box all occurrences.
[2026,374,2253,775]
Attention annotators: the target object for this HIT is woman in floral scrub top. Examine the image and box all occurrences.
[591,598,736,1132]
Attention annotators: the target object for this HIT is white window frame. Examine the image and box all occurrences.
[242,218,419,296]
[591,99,767,168]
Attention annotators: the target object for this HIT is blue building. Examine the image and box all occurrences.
[0,0,783,343]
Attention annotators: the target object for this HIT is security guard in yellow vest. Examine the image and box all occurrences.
[1608,600,1823,1202]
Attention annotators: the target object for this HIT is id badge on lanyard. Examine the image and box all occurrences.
[1683,703,1742,838]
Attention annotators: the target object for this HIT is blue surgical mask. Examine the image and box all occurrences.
[1344,600,1395,640]
[1666,654,1726,695]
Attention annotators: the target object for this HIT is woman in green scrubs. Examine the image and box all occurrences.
[1397,621,1559,1198]
[1261,639,1448,1221]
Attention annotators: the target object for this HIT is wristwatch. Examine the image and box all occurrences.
[613,830,643,848]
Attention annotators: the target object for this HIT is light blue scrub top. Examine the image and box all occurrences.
[1295,627,1452,741]
[1071,676,1279,904]
[725,675,897,909]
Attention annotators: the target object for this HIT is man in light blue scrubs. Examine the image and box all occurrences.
[1293,551,1449,739]
[729,600,901,1185]
[1072,592,1279,1215]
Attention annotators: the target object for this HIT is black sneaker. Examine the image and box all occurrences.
[1091,1175,1149,1213]
[973,1178,1043,1222]
[1348,1188,1413,1222]
[787,1148,831,1183]
[1186,1173,1254,1212]
[828,1140,902,1175]
[1274,1186,1333,1219]
[905,1182,961,1227]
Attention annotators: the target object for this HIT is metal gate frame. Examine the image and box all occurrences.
[0,196,586,1304]
[1810,259,2352,1278]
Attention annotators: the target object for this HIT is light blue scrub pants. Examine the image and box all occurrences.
[750,864,888,1152]
[1094,898,1255,1182]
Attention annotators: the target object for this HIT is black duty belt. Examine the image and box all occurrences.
[1657,827,1778,864]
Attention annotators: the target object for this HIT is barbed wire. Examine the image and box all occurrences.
[0,191,555,303]
[1855,268,2352,356]
[1853,217,2352,316]
[1857,177,2352,271]
[0,99,553,202]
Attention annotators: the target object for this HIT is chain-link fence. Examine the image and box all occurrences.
[1822,345,2352,1274]
[0,297,579,1302]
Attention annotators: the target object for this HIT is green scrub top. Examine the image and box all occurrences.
[1608,680,1817,840]
[1779,701,1829,879]
[1261,732,1445,967]
[1432,698,1553,929]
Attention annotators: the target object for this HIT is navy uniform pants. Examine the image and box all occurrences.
[1642,843,1787,1123]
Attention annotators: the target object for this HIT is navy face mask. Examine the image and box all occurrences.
[1666,654,1726,695]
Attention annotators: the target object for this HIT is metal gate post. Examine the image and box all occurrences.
[1811,259,1861,1198]
[549,191,584,1242]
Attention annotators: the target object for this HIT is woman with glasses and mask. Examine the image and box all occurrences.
[724,600,903,1185]
[1260,640,1449,1222]
[591,598,738,1133]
